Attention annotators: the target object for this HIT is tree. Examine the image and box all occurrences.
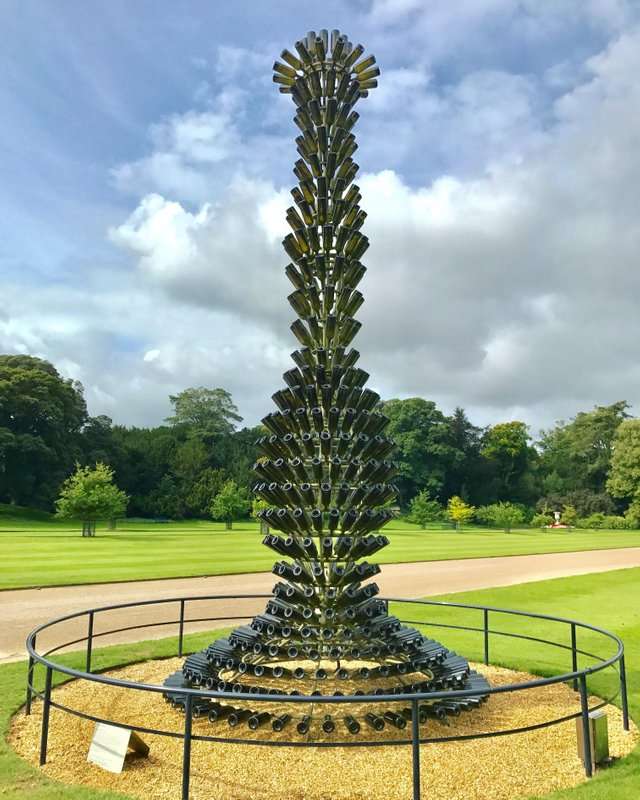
[481,421,536,502]
[607,419,640,507]
[447,496,475,530]
[80,415,121,466]
[442,407,483,502]
[477,502,525,533]
[185,468,226,518]
[148,474,185,520]
[407,490,442,528]
[539,401,629,494]
[210,480,250,529]
[166,387,242,438]
[208,424,261,488]
[252,497,273,534]
[55,463,128,536]
[110,425,181,517]
[0,355,87,508]
[383,397,457,505]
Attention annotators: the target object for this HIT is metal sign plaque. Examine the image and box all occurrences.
[87,722,149,773]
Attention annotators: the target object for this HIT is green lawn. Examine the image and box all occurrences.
[1,516,639,590]
[0,568,638,799]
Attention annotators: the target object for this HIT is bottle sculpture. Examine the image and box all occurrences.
[165,28,489,736]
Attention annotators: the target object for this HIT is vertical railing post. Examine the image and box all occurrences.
[178,600,185,657]
[571,623,578,691]
[411,699,421,800]
[39,666,53,766]
[483,609,489,665]
[182,693,193,800]
[25,655,35,715]
[25,633,36,716]
[619,653,630,732]
[579,673,593,778]
[86,611,94,673]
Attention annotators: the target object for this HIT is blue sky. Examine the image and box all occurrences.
[2,1,640,432]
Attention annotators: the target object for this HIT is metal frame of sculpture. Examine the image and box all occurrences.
[165,28,490,736]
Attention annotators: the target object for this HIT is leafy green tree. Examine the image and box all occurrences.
[185,468,226,517]
[481,421,536,502]
[104,415,258,520]
[407,490,442,528]
[447,495,475,530]
[172,438,209,485]
[166,387,242,438]
[209,424,261,488]
[252,497,273,534]
[539,401,629,494]
[477,502,525,533]
[607,419,640,508]
[210,480,250,529]
[80,415,121,466]
[110,425,181,517]
[148,474,185,520]
[55,463,128,536]
[383,397,457,505]
[442,407,483,502]
[0,355,87,508]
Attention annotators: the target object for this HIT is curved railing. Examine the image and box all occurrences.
[24,595,630,800]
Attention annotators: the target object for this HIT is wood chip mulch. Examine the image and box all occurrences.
[9,657,638,800]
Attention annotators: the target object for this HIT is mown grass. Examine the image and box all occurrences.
[0,568,638,798]
[1,516,639,590]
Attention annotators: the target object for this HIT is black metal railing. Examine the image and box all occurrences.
[25,595,630,800]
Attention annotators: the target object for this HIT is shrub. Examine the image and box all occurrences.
[624,501,640,529]
[476,502,525,533]
[536,491,616,517]
[575,512,607,529]
[575,512,629,529]
[561,504,577,526]
[601,515,629,530]
[531,512,553,528]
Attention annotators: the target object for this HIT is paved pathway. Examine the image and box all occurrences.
[3,547,640,662]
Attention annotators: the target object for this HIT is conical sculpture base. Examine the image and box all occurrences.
[164,28,489,736]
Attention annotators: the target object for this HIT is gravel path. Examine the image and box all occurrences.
[3,547,640,662]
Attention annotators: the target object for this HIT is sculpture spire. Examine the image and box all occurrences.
[167,29,489,737]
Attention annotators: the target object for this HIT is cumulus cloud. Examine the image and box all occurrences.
[109,180,290,321]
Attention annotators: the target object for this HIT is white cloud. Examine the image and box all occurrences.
[109,177,290,322]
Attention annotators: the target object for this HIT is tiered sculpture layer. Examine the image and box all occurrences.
[165,28,489,736]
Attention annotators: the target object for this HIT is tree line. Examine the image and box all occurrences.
[1,354,639,527]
